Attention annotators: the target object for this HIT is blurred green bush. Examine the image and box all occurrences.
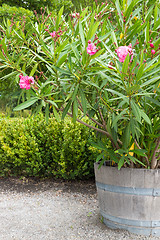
[0,115,98,179]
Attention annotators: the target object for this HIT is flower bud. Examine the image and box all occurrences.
[151,49,155,54]
[150,43,154,48]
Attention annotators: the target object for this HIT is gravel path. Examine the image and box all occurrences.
[0,177,160,240]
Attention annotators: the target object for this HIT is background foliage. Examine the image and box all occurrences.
[0,115,98,178]
[0,0,160,170]
[0,0,73,14]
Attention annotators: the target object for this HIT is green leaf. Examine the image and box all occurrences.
[125,1,135,23]
[112,109,128,129]
[122,123,131,149]
[72,99,78,123]
[145,22,149,44]
[122,53,129,79]
[115,0,123,24]
[126,85,140,93]
[141,66,160,80]
[132,149,147,157]
[33,103,43,118]
[141,76,160,88]
[111,31,118,46]
[55,39,69,55]
[71,43,81,63]
[52,106,61,122]
[14,97,39,111]
[79,21,85,48]
[136,64,144,81]
[146,97,160,107]
[130,118,136,138]
[72,84,79,102]
[80,89,87,114]
[91,49,104,60]
[129,156,146,167]
[57,53,68,67]
[45,103,49,124]
[30,63,38,76]
[118,156,125,170]
[96,152,105,163]
[86,21,99,42]
[56,6,64,31]
[102,42,117,59]
[144,56,159,72]
[145,5,154,22]
[46,100,58,108]
[62,100,72,119]
[140,110,151,125]
[131,100,141,123]
[0,71,17,81]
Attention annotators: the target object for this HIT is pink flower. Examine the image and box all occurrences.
[76,13,80,18]
[19,75,34,90]
[50,31,56,38]
[150,43,154,48]
[151,49,155,54]
[115,44,133,62]
[87,42,97,55]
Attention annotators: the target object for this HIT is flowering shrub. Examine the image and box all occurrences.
[0,0,160,169]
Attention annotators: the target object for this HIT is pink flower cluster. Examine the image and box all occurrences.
[49,31,56,38]
[19,75,34,90]
[115,44,133,62]
[45,27,64,39]
[72,12,80,18]
[87,42,98,55]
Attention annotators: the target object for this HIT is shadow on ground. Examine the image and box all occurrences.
[0,177,97,195]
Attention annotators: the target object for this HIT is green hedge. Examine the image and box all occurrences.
[0,116,98,179]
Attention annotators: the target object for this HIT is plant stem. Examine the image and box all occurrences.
[59,108,121,149]
[151,137,160,169]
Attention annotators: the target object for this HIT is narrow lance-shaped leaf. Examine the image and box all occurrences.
[86,21,99,43]
[112,109,128,129]
[52,106,61,122]
[131,100,141,123]
[145,22,149,44]
[115,0,123,24]
[72,84,79,102]
[122,53,130,79]
[14,97,39,111]
[72,99,78,123]
[118,155,125,170]
[122,123,131,149]
[57,53,68,67]
[30,63,38,76]
[46,100,58,108]
[140,110,151,125]
[80,89,87,114]
[136,63,144,81]
[56,6,64,31]
[45,103,49,124]
[125,0,135,23]
[62,100,72,119]
[79,21,85,48]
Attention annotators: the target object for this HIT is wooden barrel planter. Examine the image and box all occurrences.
[94,163,160,236]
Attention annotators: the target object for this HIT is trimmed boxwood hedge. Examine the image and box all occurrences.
[0,115,98,179]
